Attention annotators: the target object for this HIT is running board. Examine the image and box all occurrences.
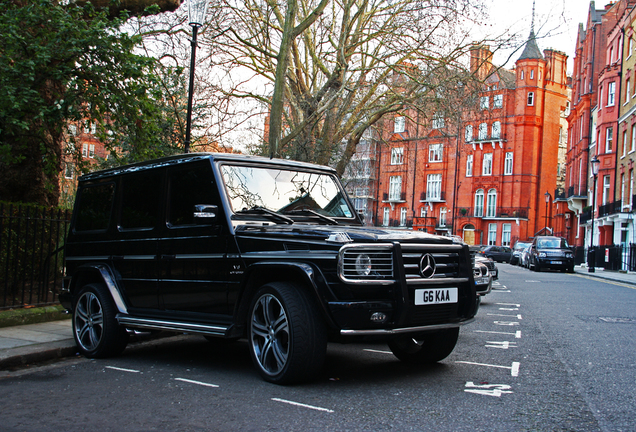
[117,315,229,336]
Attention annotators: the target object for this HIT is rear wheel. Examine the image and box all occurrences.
[248,282,327,384]
[73,283,129,358]
[388,328,459,364]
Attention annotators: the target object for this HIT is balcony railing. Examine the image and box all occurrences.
[456,207,528,219]
[383,192,406,202]
[419,191,446,202]
[567,185,587,198]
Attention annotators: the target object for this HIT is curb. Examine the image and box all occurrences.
[0,339,78,370]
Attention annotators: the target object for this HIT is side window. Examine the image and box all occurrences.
[168,164,218,227]
[120,170,162,230]
[74,183,115,232]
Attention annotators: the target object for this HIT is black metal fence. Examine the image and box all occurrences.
[573,244,636,272]
[0,202,71,310]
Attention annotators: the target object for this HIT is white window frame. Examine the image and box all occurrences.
[478,123,487,140]
[486,189,497,217]
[394,116,405,133]
[608,82,616,107]
[389,176,402,201]
[480,96,489,110]
[482,153,493,176]
[494,94,503,108]
[400,208,407,226]
[488,223,497,245]
[429,144,443,162]
[527,92,535,106]
[606,127,613,153]
[504,152,513,175]
[474,189,484,217]
[602,175,611,205]
[466,154,473,177]
[89,144,95,158]
[390,147,404,165]
[492,121,501,139]
[465,125,473,142]
[82,143,88,157]
[432,113,445,129]
[382,207,390,226]
[427,174,442,200]
[439,207,447,226]
[632,124,636,153]
[502,223,511,246]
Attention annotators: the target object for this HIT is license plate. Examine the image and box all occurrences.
[414,288,458,305]
[551,261,562,265]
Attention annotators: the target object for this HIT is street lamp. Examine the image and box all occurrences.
[544,191,550,234]
[422,208,427,233]
[588,155,601,273]
[184,0,210,153]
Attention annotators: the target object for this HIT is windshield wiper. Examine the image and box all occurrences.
[283,209,339,225]
[235,207,294,224]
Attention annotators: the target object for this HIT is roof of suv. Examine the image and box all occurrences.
[78,153,337,182]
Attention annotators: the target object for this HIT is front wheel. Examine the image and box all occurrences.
[248,282,327,384]
[388,328,459,364]
[73,283,129,358]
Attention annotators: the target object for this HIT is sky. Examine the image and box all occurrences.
[482,0,599,73]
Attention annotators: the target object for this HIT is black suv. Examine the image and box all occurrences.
[61,153,477,384]
[528,236,574,273]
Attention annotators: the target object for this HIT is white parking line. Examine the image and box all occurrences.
[455,360,520,376]
[105,366,140,373]
[174,378,219,388]
[487,313,523,320]
[272,398,334,413]
[474,330,522,338]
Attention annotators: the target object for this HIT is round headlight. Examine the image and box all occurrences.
[539,252,546,258]
[355,254,372,276]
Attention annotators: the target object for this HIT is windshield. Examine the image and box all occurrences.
[536,238,569,249]
[220,164,355,219]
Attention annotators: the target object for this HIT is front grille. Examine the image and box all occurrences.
[544,250,564,257]
[401,244,463,280]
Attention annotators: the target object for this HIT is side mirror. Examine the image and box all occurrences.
[193,204,218,220]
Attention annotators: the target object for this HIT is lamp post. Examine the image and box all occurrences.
[184,0,210,153]
[588,155,600,273]
[544,191,550,234]
[422,209,427,233]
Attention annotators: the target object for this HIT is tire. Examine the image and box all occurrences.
[248,282,327,384]
[388,327,459,364]
[73,283,129,358]
[533,258,541,272]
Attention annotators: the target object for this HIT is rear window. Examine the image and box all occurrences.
[74,183,115,232]
[120,171,162,230]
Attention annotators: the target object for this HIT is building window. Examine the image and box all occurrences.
[623,131,628,158]
[608,82,616,106]
[631,170,634,210]
[432,113,445,129]
[520,70,524,80]
[494,94,503,108]
[504,152,513,175]
[390,147,404,165]
[632,124,636,153]
[389,176,402,201]
[530,69,534,79]
[626,79,631,104]
[427,174,442,200]
[621,173,626,209]
[466,154,473,177]
[486,189,497,217]
[629,37,634,58]
[382,207,390,226]
[488,223,497,245]
[527,92,534,106]
[502,223,511,246]
[394,116,405,133]
[606,127,613,152]
[492,121,501,139]
[68,125,77,136]
[89,144,95,158]
[64,163,74,179]
[400,208,407,226]
[480,96,489,110]
[82,143,88,157]
[482,153,493,176]
[465,125,473,142]
[440,207,447,226]
[474,189,484,217]
[429,143,443,162]
[478,123,487,140]
[420,206,427,218]
[602,175,611,205]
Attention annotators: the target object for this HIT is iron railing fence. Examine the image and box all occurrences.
[572,244,636,272]
[0,202,71,310]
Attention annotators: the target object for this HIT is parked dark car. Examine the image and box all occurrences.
[472,245,511,263]
[473,260,493,296]
[475,254,498,280]
[528,236,574,273]
[60,153,478,384]
[511,241,531,265]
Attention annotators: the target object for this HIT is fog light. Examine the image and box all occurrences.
[370,312,387,323]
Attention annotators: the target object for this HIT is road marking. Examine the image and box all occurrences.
[485,341,517,349]
[575,274,636,290]
[493,321,520,326]
[496,303,520,307]
[456,361,520,376]
[272,398,334,413]
[105,366,140,373]
[488,313,522,320]
[363,348,392,354]
[465,382,513,397]
[474,330,522,338]
[174,378,219,388]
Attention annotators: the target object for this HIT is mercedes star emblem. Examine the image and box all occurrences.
[419,253,436,278]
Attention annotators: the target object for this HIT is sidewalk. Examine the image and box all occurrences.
[1,266,635,371]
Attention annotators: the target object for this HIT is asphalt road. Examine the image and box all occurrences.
[0,264,634,431]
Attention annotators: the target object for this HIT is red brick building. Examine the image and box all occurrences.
[374,34,569,247]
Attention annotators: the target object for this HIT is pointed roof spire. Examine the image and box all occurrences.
[518,0,544,61]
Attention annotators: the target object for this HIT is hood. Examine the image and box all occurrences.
[234,223,457,245]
